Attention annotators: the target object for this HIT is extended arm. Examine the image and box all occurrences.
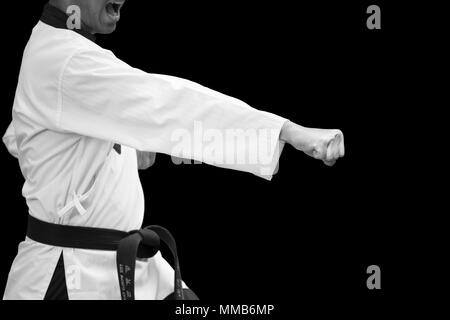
[57,48,286,179]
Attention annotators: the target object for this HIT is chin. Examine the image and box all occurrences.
[102,26,117,34]
[96,23,117,34]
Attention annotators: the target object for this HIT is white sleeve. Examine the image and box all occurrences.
[2,121,18,159]
[59,48,288,179]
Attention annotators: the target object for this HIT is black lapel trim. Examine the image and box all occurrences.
[113,144,122,155]
[40,3,96,43]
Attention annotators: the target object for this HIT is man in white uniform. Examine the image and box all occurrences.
[2,0,344,300]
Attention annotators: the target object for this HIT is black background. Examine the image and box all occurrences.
[0,0,422,314]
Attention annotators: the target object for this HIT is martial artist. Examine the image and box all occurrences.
[2,0,344,300]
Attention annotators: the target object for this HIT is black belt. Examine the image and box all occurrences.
[26,214,184,300]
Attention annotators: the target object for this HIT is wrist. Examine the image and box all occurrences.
[280,121,303,143]
[280,121,311,152]
[280,121,293,143]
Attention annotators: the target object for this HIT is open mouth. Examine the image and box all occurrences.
[105,1,124,19]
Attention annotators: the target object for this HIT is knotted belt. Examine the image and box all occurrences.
[26,214,189,300]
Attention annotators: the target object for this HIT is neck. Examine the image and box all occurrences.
[47,0,94,34]
[48,0,69,12]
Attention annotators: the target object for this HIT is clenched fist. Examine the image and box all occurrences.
[136,150,156,170]
[280,121,345,166]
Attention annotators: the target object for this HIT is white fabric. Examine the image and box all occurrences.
[2,21,287,300]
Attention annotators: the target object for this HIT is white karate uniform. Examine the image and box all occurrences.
[2,20,286,300]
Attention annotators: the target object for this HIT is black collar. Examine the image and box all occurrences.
[40,3,96,43]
